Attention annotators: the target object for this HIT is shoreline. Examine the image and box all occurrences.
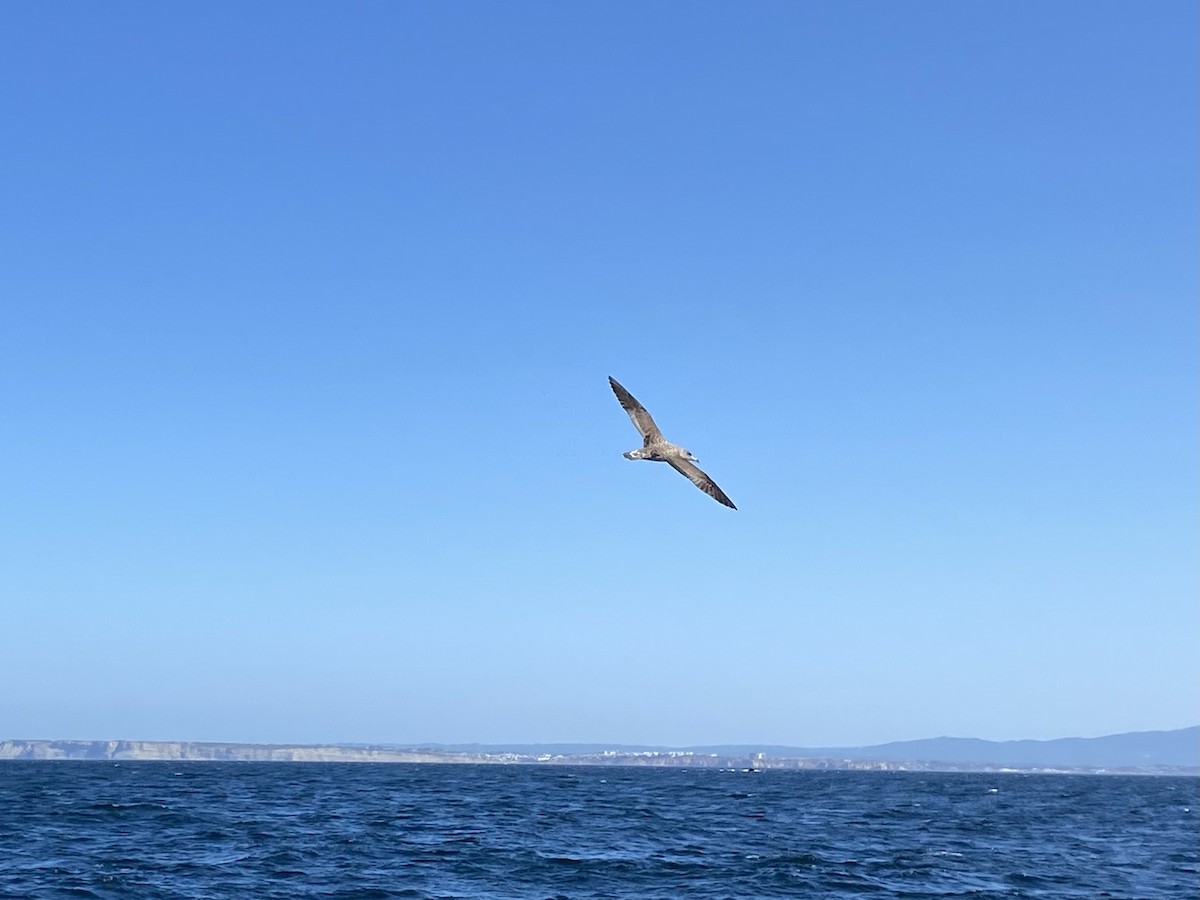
[2,739,1195,776]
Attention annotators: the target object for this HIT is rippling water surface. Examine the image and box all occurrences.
[0,762,1195,898]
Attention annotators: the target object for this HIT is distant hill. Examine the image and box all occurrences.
[799,727,1199,769]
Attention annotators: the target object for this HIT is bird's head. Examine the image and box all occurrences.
[685,450,699,462]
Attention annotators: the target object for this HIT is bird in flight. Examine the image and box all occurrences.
[608,375,736,509]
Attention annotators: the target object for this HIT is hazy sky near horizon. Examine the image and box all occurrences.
[2,2,1196,748]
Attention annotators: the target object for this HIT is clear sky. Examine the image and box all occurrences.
[1,2,1195,748]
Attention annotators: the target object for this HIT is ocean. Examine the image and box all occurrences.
[0,762,1195,899]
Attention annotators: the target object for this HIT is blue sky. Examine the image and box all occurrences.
[1,2,1195,748]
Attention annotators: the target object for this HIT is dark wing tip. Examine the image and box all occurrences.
[670,458,737,510]
[701,481,737,509]
[698,471,737,509]
[608,376,634,406]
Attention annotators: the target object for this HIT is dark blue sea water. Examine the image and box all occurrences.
[0,763,1195,899]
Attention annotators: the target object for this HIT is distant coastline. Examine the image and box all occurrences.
[2,727,1196,775]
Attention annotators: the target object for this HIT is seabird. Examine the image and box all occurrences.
[608,375,736,510]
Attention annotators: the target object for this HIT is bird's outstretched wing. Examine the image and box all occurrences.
[667,458,737,509]
[609,376,663,444]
